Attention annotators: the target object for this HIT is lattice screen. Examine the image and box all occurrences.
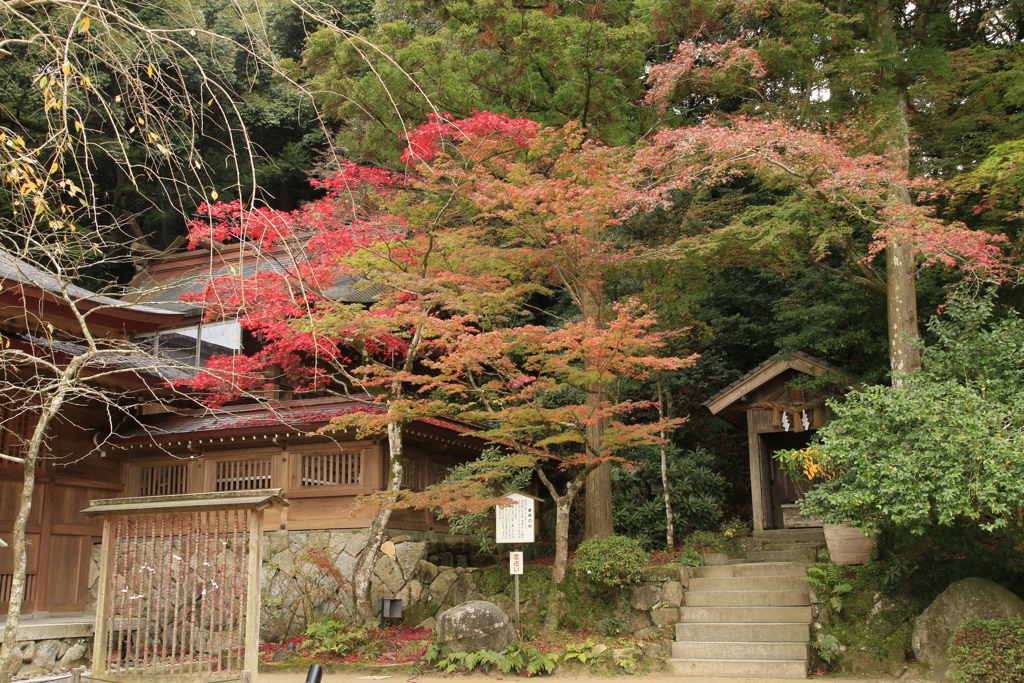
[300,451,361,487]
[215,460,272,492]
[97,511,251,676]
[139,464,190,497]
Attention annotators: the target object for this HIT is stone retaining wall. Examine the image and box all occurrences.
[9,638,91,677]
[261,529,690,641]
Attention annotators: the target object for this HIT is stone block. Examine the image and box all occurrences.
[641,565,680,582]
[415,560,440,584]
[434,601,515,653]
[628,611,652,633]
[345,532,370,557]
[32,640,62,669]
[19,641,35,662]
[374,554,404,594]
[661,580,684,607]
[630,584,660,611]
[59,643,88,666]
[652,607,680,626]
[395,542,428,580]
[632,626,660,639]
[418,617,436,630]
[430,569,459,604]
[380,540,396,559]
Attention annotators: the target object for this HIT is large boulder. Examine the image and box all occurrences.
[433,600,515,653]
[912,577,1024,681]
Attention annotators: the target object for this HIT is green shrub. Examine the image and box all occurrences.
[949,618,1024,683]
[674,548,705,567]
[611,446,728,549]
[301,617,378,658]
[570,535,648,588]
[596,616,628,635]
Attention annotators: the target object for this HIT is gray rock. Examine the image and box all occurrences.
[640,565,680,582]
[429,569,459,604]
[265,531,290,555]
[32,641,62,670]
[374,554,405,594]
[332,551,356,580]
[651,607,679,626]
[345,532,370,557]
[630,584,660,611]
[661,581,684,607]
[912,577,1024,681]
[396,543,428,580]
[416,560,440,584]
[59,643,87,666]
[434,601,516,653]
[628,611,652,633]
[633,626,661,639]
[19,641,35,663]
[418,617,437,630]
[444,573,479,609]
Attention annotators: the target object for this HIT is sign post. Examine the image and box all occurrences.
[509,550,524,632]
[496,493,536,637]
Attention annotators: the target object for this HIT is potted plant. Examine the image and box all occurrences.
[773,447,875,564]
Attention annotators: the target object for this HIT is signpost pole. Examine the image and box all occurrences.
[514,546,521,635]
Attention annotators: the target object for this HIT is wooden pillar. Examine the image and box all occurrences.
[90,517,117,674]
[747,411,765,531]
[243,509,264,682]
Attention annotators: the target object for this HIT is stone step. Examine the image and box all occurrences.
[680,605,812,624]
[672,640,810,661]
[684,589,809,608]
[668,658,807,678]
[745,549,818,563]
[689,576,809,592]
[754,528,825,540]
[761,539,827,551]
[676,621,810,643]
[692,562,809,579]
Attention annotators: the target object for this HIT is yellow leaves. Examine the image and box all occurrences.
[210,190,219,200]
[49,161,59,174]
[114,95,121,103]
[207,98,214,106]
[74,120,82,132]
[137,117,145,126]
[77,16,90,33]
[61,63,71,76]
[147,63,155,78]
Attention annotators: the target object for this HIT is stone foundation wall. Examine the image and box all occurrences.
[261,529,690,641]
[8,638,91,678]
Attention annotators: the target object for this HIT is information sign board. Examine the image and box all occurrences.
[509,551,524,575]
[495,493,535,544]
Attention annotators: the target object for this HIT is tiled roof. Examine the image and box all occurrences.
[0,249,179,318]
[112,396,478,444]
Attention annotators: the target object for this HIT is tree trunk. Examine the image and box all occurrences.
[657,373,674,551]
[0,458,36,683]
[537,468,586,631]
[582,394,613,540]
[351,421,403,623]
[877,2,922,384]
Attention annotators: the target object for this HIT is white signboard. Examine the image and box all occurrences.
[509,551,524,575]
[495,492,535,544]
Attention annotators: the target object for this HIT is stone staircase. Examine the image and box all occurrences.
[669,528,826,678]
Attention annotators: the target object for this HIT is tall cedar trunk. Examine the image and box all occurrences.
[578,287,614,540]
[351,421,403,623]
[877,2,922,384]
[537,468,586,631]
[583,385,613,540]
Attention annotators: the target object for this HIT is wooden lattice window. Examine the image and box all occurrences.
[430,461,453,486]
[402,458,421,491]
[301,451,361,487]
[139,463,190,496]
[215,459,272,491]
[0,572,36,604]
[0,408,34,461]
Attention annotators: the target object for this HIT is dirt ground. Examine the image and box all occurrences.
[258,670,899,683]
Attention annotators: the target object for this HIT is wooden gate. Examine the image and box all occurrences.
[83,490,287,683]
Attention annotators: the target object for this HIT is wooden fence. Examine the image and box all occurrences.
[83,490,287,683]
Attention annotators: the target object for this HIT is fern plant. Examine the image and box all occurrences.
[805,564,853,613]
[423,642,557,675]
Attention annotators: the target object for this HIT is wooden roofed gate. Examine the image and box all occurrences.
[83,490,287,683]
[705,353,844,532]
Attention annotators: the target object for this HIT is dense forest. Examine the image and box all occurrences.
[3,0,1024,592]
